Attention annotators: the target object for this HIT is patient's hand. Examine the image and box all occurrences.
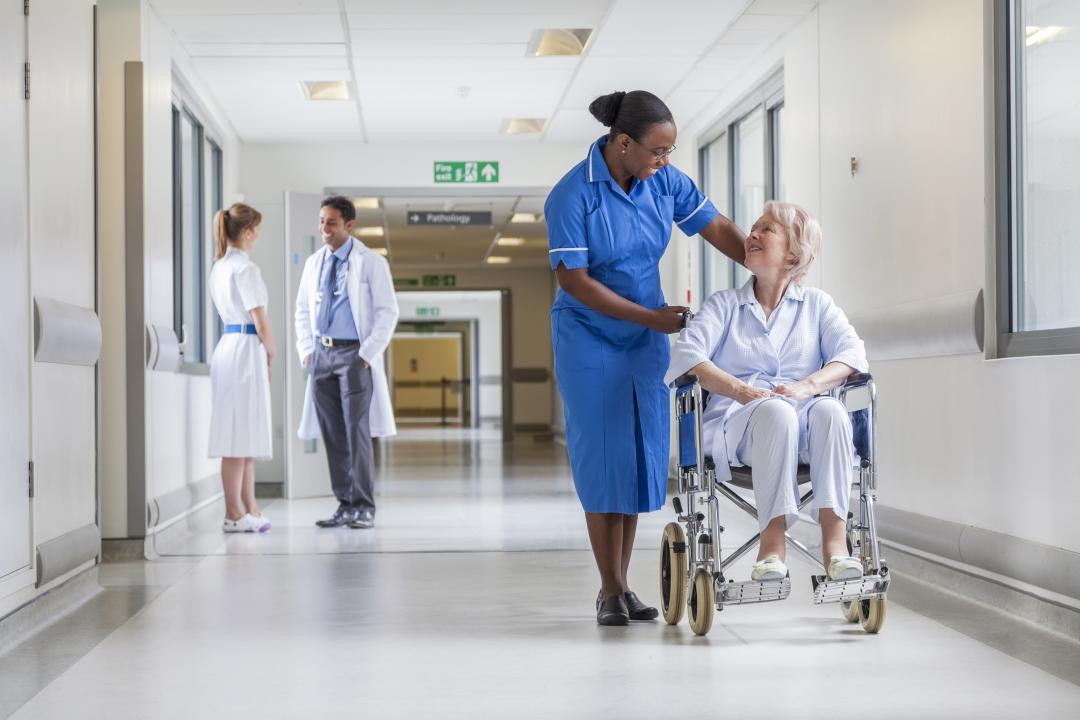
[734,383,776,405]
[774,380,815,401]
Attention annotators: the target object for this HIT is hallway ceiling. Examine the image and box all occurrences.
[349,195,549,268]
[150,0,817,143]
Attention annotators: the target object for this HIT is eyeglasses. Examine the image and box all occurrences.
[631,136,676,160]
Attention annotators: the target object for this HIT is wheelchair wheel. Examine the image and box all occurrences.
[857,596,887,633]
[687,567,715,636]
[841,601,861,623]
[660,523,686,625]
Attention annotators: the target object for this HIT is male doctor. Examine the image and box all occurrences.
[295,195,399,529]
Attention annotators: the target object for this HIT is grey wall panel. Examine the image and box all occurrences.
[35,524,100,587]
[877,505,1080,601]
[33,297,102,366]
[145,324,181,372]
[147,474,220,529]
[850,289,984,362]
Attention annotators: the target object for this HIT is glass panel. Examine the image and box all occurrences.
[702,132,731,296]
[771,104,785,201]
[176,110,205,363]
[733,106,765,287]
[208,142,223,347]
[1016,0,1080,331]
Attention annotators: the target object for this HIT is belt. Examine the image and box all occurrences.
[320,336,359,348]
[224,324,258,334]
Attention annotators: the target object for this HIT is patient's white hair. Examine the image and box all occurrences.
[764,200,821,282]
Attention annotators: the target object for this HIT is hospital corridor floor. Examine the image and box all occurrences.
[2,428,1079,719]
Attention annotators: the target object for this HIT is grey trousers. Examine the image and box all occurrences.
[311,344,376,512]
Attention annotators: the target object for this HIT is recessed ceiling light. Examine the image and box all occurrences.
[510,213,538,223]
[502,118,546,135]
[352,197,380,210]
[300,80,351,101]
[486,256,512,264]
[497,237,526,247]
[527,28,593,57]
[356,226,384,237]
[374,247,388,256]
[1025,26,1065,47]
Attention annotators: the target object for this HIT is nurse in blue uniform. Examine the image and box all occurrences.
[546,90,746,626]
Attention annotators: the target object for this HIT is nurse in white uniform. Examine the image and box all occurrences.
[666,201,869,583]
[208,203,274,533]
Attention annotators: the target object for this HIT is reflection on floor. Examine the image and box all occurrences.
[3,428,1079,719]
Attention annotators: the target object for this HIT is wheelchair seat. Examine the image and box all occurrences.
[705,457,812,490]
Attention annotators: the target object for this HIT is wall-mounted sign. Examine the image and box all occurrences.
[415,307,442,317]
[422,275,456,288]
[407,211,492,226]
[433,161,499,184]
[394,277,419,287]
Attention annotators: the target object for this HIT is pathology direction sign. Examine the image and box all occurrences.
[433,161,499,184]
[406,211,492,226]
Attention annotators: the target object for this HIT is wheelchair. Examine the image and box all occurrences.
[660,372,890,636]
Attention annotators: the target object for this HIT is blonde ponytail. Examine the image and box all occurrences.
[214,203,263,260]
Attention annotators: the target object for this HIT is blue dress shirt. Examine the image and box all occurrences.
[316,238,359,340]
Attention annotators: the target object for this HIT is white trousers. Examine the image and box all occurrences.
[734,397,854,533]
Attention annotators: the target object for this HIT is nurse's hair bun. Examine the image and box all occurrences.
[589,91,627,127]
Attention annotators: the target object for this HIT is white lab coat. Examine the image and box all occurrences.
[295,241,399,439]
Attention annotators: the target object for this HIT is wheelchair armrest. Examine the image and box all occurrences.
[674,374,698,389]
[842,372,873,389]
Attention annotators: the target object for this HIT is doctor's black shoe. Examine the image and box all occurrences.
[348,509,375,529]
[315,504,352,528]
[596,594,630,626]
[623,591,659,621]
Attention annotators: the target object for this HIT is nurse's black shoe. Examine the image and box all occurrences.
[596,594,629,626]
[623,591,659,621]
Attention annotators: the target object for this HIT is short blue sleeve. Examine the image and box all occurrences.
[667,165,719,237]
[544,178,590,270]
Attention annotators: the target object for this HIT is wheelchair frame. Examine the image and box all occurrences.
[660,372,891,636]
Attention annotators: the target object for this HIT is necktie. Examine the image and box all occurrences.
[316,254,339,336]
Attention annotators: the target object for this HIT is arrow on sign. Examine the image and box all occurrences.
[409,213,420,223]
[481,163,497,181]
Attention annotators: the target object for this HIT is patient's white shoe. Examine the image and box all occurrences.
[827,556,863,581]
[750,554,787,581]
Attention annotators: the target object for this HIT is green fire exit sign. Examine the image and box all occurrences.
[434,161,499,184]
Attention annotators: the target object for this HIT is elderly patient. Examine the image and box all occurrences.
[665,201,868,584]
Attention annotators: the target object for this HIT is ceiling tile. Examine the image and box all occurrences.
[166,14,344,43]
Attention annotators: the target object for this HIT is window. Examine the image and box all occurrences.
[698,72,784,296]
[172,94,225,366]
[997,0,1080,356]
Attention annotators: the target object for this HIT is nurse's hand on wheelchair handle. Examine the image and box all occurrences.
[650,306,690,334]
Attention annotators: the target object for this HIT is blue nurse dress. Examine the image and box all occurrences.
[546,135,719,514]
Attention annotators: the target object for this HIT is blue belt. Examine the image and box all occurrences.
[224,324,258,334]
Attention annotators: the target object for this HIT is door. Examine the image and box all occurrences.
[0,0,32,579]
[390,333,464,424]
[284,191,332,499]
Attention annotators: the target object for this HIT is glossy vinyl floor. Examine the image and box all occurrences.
[4,428,1080,719]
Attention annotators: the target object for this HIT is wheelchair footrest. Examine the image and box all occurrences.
[719,576,792,605]
[810,574,889,605]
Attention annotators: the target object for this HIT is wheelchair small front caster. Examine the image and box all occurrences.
[687,567,715,636]
[660,523,686,625]
[841,600,860,623]
[857,596,887,633]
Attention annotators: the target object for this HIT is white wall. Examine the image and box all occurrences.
[98,0,242,539]
[669,0,1080,555]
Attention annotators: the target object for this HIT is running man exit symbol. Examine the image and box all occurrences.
[434,161,499,183]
